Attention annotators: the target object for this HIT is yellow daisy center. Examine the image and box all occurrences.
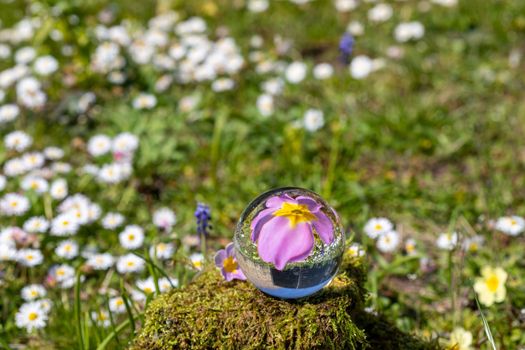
[28,312,38,321]
[486,275,499,292]
[222,256,238,273]
[374,224,383,231]
[273,202,317,228]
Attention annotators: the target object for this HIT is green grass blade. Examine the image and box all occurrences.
[74,270,85,350]
[96,319,131,350]
[474,293,497,350]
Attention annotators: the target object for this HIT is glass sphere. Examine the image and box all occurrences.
[234,187,345,299]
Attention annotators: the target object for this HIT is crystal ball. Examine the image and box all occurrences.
[234,187,345,299]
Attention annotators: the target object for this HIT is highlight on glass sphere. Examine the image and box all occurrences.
[234,187,345,299]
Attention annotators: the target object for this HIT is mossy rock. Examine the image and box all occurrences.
[131,253,440,350]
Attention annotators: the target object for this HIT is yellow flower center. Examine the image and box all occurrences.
[406,243,415,253]
[374,224,383,231]
[486,275,499,292]
[128,234,135,241]
[222,256,238,273]
[273,202,317,228]
[30,290,38,297]
[28,312,38,321]
[127,261,135,267]
[26,254,34,261]
[510,219,517,226]
[116,299,124,306]
[143,287,153,294]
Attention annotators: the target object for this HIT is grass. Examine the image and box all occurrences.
[0,0,524,348]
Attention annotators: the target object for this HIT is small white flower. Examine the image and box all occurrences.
[0,175,5,191]
[335,0,358,12]
[0,193,30,216]
[431,0,457,7]
[394,22,425,43]
[313,63,334,80]
[348,243,365,257]
[136,276,156,295]
[350,55,374,79]
[463,235,484,253]
[15,301,48,331]
[404,238,417,255]
[21,176,48,194]
[256,94,274,117]
[364,217,393,239]
[50,179,68,200]
[101,212,125,229]
[0,244,17,261]
[55,240,79,259]
[179,95,199,112]
[211,78,235,92]
[50,213,79,236]
[97,163,124,184]
[87,134,112,157]
[15,47,36,64]
[377,230,400,253]
[153,208,176,230]
[132,93,157,110]
[21,284,46,301]
[116,253,145,274]
[189,252,204,270]
[436,232,458,250]
[347,21,364,36]
[262,78,284,95]
[149,242,175,260]
[3,158,28,177]
[159,277,178,292]
[92,310,110,328]
[23,216,49,233]
[119,225,145,250]
[33,55,59,76]
[0,104,20,123]
[303,109,324,132]
[5,130,32,151]
[495,216,525,236]
[285,61,307,84]
[109,297,126,314]
[22,152,45,170]
[368,3,393,22]
[17,249,44,267]
[112,132,139,154]
[43,147,64,160]
[86,253,114,270]
[247,0,269,13]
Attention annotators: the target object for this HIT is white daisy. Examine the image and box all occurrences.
[153,208,176,230]
[132,93,157,110]
[364,217,393,239]
[256,94,274,117]
[495,216,525,236]
[436,232,458,250]
[368,3,393,22]
[377,230,400,253]
[109,297,126,314]
[21,176,48,194]
[303,109,324,132]
[86,253,114,270]
[101,212,125,229]
[119,225,145,250]
[0,193,30,216]
[149,242,175,260]
[17,249,44,267]
[23,216,49,233]
[116,253,145,274]
[33,55,59,76]
[285,61,307,84]
[313,63,334,80]
[5,130,32,151]
[136,277,156,295]
[15,301,48,331]
[87,134,112,157]
[394,22,425,43]
[189,252,204,270]
[55,240,79,260]
[0,244,17,261]
[0,104,20,123]
[92,310,110,328]
[21,284,46,301]
[350,55,374,79]
[50,213,79,236]
[49,178,68,200]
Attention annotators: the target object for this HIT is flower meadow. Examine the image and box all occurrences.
[1,0,525,349]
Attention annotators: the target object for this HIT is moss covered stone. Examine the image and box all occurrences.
[132,252,440,350]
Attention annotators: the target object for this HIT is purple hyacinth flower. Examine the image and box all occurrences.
[214,243,246,281]
[250,194,334,270]
[339,32,354,64]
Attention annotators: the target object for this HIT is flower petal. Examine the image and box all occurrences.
[257,216,314,270]
[266,194,296,208]
[250,208,275,241]
[295,196,321,213]
[214,250,227,267]
[225,242,235,256]
[312,210,334,244]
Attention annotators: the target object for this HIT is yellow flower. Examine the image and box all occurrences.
[473,266,507,306]
[447,327,473,350]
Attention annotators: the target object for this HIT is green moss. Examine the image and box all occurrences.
[131,253,440,350]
